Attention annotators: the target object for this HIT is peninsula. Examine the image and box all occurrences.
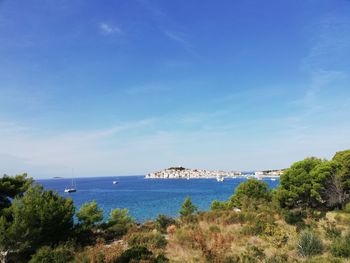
[145,167,284,179]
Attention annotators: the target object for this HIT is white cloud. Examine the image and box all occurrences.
[99,22,122,35]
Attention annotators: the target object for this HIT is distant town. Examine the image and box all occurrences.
[145,167,284,180]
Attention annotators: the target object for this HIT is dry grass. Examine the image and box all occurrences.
[163,209,350,262]
[74,210,350,262]
[74,240,124,263]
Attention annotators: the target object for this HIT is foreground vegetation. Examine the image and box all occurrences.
[1,149,350,262]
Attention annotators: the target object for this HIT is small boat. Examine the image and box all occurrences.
[64,178,77,193]
[271,178,276,181]
[113,180,119,184]
[216,176,224,182]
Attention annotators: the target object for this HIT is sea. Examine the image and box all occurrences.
[37,176,280,222]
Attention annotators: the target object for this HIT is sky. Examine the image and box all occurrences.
[0,0,350,178]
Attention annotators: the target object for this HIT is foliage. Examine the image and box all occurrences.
[29,245,74,263]
[0,173,32,212]
[229,179,271,208]
[240,245,265,262]
[332,150,350,192]
[282,208,307,225]
[322,221,341,239]
[264,254,289,263]
[262,224,289,247]
[179,196,198,218]
[210,200,230,211]
[0,184,75,257]
[330,232,350,258]
[77,200,103,228]
[297,229,323,257]
[114,246,168,263]
[276,150,350,210]
[155,214,176,233]
[75,241,123,263]
[108,208,134,226]
[275,157,324,209]
[126,230,167,249]
[102,208,135,240]
[344,202,350,213]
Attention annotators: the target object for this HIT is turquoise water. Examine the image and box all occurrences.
[37,176,279,222]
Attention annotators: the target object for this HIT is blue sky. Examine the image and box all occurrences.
[0,0,350,178]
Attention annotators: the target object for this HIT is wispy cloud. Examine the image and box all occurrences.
[0,118,156,177]
[137,0,195,53]
[301,13,350,71]
[99,22,122,35]
[163,30,193,51]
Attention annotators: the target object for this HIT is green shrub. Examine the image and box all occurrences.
[240,219,266,236]
[77,200,103,228]
[209,225,220,233]
[297,229,323,257]
[230,179,271,208]
[222,255,240,263]
[155,214,176,233]
[302,256,342,263]
[114,246,153,263]
[211,200,230,211]
[330,233,350,258]
[282,208,306,225]
[179,197,198,218]
[154,254,169,263]
[29,245,74,263]
[240,245,265,262]
[222,211,246,225]
[127,231,167,249]
[262,224,288,247]
[265,253,289,263]
[344,202,350,213]
[104,223,129,239]
[101,208,135,241]
[108,208,135,226]
[114,246,169,263]
[322,221,341,239]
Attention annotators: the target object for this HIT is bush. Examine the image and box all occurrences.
[104,223,130,240]
[75,241,123,263]
[155,214,176,233]
[297,229,323,257]
[322,221,341,239]
[211,200,230,211]
[29,245,74,263]
[282,208,306,225]
[77,200,103,228]
[229,179,271,208]
[344,202,350,213]
[265,253,289,263]
[103,208,135,240]
[330,233,350,258]
[179,197,198,218]
[108,208,135,226]
[262,224,288,247]
[114,246,168,263]
[115,246,153,263]
[240,245,265,262]
[126,231,167,249]
[240,219,266,236]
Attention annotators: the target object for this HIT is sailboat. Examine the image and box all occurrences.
[65,178,77,193]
